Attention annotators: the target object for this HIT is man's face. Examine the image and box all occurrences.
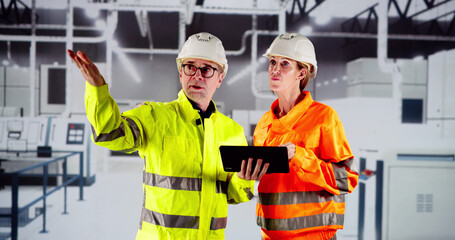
[179,58,223,109]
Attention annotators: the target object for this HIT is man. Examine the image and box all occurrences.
[67,32,268,240]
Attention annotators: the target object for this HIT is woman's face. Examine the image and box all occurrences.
[268,56,305,93]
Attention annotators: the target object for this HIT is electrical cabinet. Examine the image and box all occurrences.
[346,58,427,99]
[387,165,455,239]
[428,49,455,119]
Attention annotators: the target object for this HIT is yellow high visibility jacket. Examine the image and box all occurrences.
[85,83,255,240]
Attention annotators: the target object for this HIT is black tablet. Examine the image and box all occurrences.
[219,146,289,174]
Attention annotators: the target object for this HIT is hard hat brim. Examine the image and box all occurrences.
[263,53,317,78]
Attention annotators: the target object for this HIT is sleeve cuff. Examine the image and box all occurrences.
[231,174,255,188]
[85,81,110,100]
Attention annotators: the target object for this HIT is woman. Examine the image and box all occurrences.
[254,33,359,240]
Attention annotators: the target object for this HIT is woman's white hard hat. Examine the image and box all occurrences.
[263,32,318,79]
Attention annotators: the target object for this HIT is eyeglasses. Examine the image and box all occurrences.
[182,64,218,78]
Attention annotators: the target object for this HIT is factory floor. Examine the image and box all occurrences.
[1,157,357,240]
[1,158,143,240]
[1,158,263,240]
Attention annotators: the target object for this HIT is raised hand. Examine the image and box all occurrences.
[67,49,106,87]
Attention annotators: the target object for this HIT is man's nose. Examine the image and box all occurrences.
[194,68,204,79]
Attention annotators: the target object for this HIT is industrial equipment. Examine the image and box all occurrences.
[0,116,96,186]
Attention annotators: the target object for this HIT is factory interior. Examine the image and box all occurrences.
[0,0,454,239]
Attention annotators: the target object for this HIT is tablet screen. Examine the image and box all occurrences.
[219,146,289,174]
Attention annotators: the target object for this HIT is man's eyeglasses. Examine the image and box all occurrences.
[182,64,218,78]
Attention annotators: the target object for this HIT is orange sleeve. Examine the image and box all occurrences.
[291,112,358,195]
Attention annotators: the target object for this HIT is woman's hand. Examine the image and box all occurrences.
[280,142,296,160]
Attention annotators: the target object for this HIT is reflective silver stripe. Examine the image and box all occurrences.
[245,187,254,200]
[216,180,228,194]
[210,216,228,230]
[144,171,202,191]
[141,208,199,229]
[143,171,227,193]
[345,157,359,173]
[228,187,254,204]
[124,117,140,146]
[140,208,227,230]
[331,157,358,194]
[91,123,125,142]
[331,161,348,194]
[91,117,141,147]
[259,191,344,205]
[257,212,344,231]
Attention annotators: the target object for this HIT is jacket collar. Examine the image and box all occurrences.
[188,97,216,119]
[264,91,313,129]
[177,89,218,123]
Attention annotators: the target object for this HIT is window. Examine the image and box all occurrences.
[402,99,423,123]
[48,68,66,104]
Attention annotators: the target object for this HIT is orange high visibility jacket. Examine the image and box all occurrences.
[253,91,359,240]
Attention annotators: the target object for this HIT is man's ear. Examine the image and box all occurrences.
[178,68,184,85]
[216,73,223,88]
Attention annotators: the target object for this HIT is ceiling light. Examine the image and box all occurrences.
[315,14,332,25]
[115,51,142,83]
[314,2,333,25]
[95,19,106,29]
[111,39,119,48]
[299,26,313,35]
[111,38,141,83]
[258,57,267,64]
[85,8,100,19]
[413,55,424,61]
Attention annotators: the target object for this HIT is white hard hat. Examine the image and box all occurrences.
[176,32,228,78]
[263,32,318,78]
